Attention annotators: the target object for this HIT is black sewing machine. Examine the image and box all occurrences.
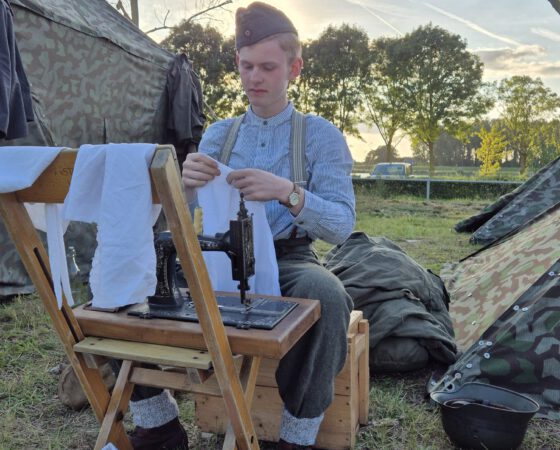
[127,196,297,330]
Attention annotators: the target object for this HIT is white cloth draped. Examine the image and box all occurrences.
[0,146,73,307]
[63,144,161,308]
[197,159,280,296]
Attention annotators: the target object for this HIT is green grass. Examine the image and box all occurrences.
[1,193,558,449]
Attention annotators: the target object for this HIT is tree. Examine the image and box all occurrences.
[376,24,491,175]
[110,0,232,33]
[364,145,395,168]
[476,123,507,177]
[496,76,560,173]
[298,24,371,137]
[529,118,560,168]
[362,37,408,162]
[433,131,464,166]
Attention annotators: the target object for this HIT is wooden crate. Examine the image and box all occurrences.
[194,311,370,449]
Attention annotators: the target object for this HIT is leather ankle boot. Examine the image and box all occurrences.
[129,417,189,449]
[277,438,313,450]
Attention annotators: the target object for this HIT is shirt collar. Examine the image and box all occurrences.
[245,102,294,127]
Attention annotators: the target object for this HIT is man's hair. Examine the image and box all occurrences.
[259,32,302,63]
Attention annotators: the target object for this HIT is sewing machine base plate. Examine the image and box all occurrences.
[127,294,298,330]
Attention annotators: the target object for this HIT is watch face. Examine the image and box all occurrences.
[288,191,300,207]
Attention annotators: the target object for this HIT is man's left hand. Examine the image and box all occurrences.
[226,168,292,202]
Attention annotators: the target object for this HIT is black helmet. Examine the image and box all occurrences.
[430,382,539,450]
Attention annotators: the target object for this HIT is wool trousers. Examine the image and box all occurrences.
[274,238,353,418]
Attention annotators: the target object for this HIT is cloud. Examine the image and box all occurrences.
[475,45,560,78]
[531,27,560,42]
[423,2,521,47]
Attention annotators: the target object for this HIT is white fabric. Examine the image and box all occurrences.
[101,445,119,450]
[0,146,74,308]
[63,144,161,308]
[0,146,62,193]
[22,203,74,308]
[197,159,280,296]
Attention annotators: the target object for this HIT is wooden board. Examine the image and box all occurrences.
[196,385,358,450]
[74,294,320,360]
[194,311,370,450]
[74,337,213,370]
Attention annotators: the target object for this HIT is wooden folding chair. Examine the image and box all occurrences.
[0,145,320,450]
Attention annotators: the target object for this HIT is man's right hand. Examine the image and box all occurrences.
[181,153,221,201]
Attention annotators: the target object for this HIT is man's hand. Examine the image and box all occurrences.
[226,168,294,202]
[181,153,220,201]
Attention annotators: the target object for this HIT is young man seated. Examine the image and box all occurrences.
[129,3,356,449]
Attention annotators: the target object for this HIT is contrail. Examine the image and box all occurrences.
[423,2,521,47]
[346,0,403,35]
[531,27,560,43]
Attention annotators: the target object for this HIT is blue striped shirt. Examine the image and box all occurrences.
[198,103,355,244]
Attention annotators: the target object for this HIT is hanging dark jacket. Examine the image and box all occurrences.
[0,0,33,140]
[165,53,205,165]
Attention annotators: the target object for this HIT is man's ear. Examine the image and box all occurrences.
[289,56,303,81]
[235,52,240,66]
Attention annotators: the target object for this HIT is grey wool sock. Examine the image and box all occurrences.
[128,390,179,428]
[279,407,324,446]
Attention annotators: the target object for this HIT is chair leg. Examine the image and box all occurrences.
[223,356,262,450]
[94,360,135,450]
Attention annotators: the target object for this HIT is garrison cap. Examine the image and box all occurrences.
[235,2,297,50]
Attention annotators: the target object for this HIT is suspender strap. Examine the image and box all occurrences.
[218,111,308,186]
[290,110,307,186]
[219,114,245,165]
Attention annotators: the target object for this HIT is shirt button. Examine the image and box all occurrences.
[261,142,265,147]
[263,120,268,125]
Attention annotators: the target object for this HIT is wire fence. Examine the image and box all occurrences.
[352,177,522,200]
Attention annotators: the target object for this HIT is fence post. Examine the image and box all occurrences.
[426,178,431,201]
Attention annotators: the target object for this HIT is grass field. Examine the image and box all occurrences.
[1,192,559,449]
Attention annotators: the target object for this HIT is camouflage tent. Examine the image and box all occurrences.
[0,0,203,297]
[435,203,560,419]
[455,156,560,245]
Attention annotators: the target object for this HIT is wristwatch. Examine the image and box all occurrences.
[280,182,302,208]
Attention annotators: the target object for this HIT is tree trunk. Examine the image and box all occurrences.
[387,140,393,163]
[519,152,527,174]
[428,141,435,177]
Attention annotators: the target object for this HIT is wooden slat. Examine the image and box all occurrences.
[348,310,362,335]
[74,337,213,370]
[94,360,134,450]
[14,148,162,204]
[358,320,370,425]
[129,367,222,395]
[223,356,261,450]
[15,148,75,203]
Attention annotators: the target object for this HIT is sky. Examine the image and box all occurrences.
[136,0,560,161]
